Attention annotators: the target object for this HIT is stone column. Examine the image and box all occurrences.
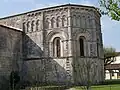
[63,40,68,57]
[49,42,53,57]
[67,7,74,84]
[42,11,48,57]
[67,7,73,57]
[61,40,64,57]
[29,21,32,32]
[40,12,44,52]
[85,40,89,56]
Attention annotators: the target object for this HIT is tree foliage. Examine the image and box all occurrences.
[104,47,118,66]
[100,0,120,21]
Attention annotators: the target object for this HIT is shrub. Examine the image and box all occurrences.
[103,79,120,85]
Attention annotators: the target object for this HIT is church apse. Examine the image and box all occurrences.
[0,4,104,87]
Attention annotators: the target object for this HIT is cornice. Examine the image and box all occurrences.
[0,4,100,20]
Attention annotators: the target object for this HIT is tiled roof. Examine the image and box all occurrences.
[105,64,120,70]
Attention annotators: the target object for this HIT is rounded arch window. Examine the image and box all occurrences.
[45,18,50,29]
[72,15,76,26]
[79,36,85,56]
[76,15,80,27]
[62,15,67,27]
[31,20,35,32]
[36,20,40,31]
[51,17,56,28]
[81,16,86,28]
[27,21,30,32]
[87,16,91,28]
[22,22,26,32]
[56,16,61,27]
[53,37,61,57]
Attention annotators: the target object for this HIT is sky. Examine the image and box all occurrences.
[0,0,120,51]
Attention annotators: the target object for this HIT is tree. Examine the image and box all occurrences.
[104,47,118,66]
[100,0,120,21]
[73,58,98,90]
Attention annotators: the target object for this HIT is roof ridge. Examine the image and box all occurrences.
[0,24,22,32]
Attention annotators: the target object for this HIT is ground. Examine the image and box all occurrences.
[74,84,120,90]
[25,84,120,90]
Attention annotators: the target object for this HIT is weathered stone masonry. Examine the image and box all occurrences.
[0,25,23,89]
[0,4,104,85]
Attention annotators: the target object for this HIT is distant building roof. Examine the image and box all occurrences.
[116,52,120,56]
[105,64,120,70]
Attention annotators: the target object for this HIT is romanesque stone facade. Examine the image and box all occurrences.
[0,4,104,86]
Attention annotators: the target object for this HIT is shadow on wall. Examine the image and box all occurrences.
[19,34,71,87]
[0,27,22,90]
[0,29,72,89]
[0,75,9,90]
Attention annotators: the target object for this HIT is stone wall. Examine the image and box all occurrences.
[22,58,72,84]
[70,6,104,84]
[73,57,104,84]
[0,25,23,89]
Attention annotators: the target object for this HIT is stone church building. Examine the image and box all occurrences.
[0,4,104,86]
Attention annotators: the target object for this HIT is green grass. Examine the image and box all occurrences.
[74,84,120,90]
[26,84,120,90]
[26,80,120,90]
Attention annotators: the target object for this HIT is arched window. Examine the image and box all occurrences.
[22,22,26,32]
[51,17,56,28]
[79,37,85,56]
[53,37,61,57]
[45,18,50,29]
[86,16,90,28]
[81,16,86,28]
[62,15,67,27]
[36,20,39,31]
[76,16,80,27]
[72,15,76,26]
[56,16,61,27]
[27,21,31,32]
[31,21,34,32]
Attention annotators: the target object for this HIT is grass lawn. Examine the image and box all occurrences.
[74,84,120,90]
[26,84,120,90]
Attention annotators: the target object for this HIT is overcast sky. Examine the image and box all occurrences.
[0,0,120,51]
